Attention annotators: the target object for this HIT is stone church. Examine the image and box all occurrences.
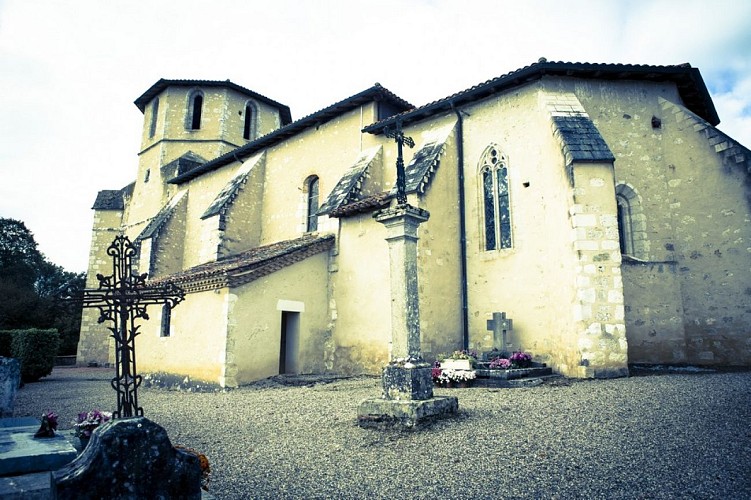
[77,59,751,388]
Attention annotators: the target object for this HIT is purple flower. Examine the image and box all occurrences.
[490,358,512,369]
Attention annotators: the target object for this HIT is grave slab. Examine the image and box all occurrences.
[0,417,77,477]
[0,471,52,499]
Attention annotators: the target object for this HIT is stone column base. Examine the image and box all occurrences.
[357,396,458,429]
[382,364,434,400]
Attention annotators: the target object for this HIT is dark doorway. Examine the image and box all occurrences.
[279,311,300,374]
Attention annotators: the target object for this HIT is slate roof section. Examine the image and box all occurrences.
[162,152,206,178]
[363,60,719,135]
[92,184,134,210]
[328,191,393,218]
[92,190,125,210]
[317,147,381,216]
[394,125,453,196]
[169,84,413,185]
[134,79,293,124]
[201,153,264,219]
[150,233,335,293]
[135,191,187,241]
[551,116,615,165]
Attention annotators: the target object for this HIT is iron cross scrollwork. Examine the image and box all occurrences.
[384,119,415,205]
[78,236,185,418]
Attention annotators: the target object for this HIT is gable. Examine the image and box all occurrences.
[399,124,454,196]
[201,152,265,220]
[658,97,751,175]
[136,191,188,242]
[318,146,381,216]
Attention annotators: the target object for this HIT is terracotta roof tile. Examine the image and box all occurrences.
[151,233,335,293]
[169,84,412,185]
[328,192,392,218]
[363,60,718,134]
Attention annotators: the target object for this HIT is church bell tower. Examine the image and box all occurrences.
[127,79,292,223]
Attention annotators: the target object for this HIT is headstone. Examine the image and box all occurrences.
[0,357,20,418]
[53,416,202,499]
[487,311,513,352]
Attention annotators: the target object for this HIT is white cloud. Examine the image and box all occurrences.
[1,0,750,271]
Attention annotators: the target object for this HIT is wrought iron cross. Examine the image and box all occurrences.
[77,236,184,418]
[384,119,415,205]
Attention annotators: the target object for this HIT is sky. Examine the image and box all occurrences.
[1,0,750,273]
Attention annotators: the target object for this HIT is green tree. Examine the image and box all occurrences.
[0,219,43,329]
[0,218,84,354]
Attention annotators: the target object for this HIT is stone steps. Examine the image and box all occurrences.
[473,363,556,388]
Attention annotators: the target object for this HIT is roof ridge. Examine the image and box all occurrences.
[363,60,717,134]
[169,84,413,184]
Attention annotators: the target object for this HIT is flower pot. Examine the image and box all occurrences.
[441,359,473,371]
[456,381,471,389]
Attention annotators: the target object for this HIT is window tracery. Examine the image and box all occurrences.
[479,145,512,250]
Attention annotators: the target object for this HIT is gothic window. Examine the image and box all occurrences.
[187,91,204,130]
[306,176,319,232]
[480,145,512,250]
[149,98,159,138]
[160,304,171,337]
[243,101,257,140]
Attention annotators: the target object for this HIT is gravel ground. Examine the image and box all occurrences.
[12,367,751,499]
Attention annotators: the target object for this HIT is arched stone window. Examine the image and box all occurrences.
[149,98,159,138]
[243,100,258,140]
[305,175,319,232]
[615,183,649,260]
[479,144,512,250]
[187,90,204,130]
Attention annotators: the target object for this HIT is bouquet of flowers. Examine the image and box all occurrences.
[439,368,477,383]
[510,351,533,368]
[489,357,512,370]
[73,410,112,439]
[34,411,58,438]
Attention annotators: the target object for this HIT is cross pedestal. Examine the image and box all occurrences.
[357,203,457,428]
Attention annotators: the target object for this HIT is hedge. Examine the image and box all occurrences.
[0,329,60,382]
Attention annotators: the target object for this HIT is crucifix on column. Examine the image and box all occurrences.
[75,236,185,418]
[384,119,415,205]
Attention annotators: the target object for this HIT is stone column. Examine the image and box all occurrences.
[375,204,429,360]
[357,204,458,428]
